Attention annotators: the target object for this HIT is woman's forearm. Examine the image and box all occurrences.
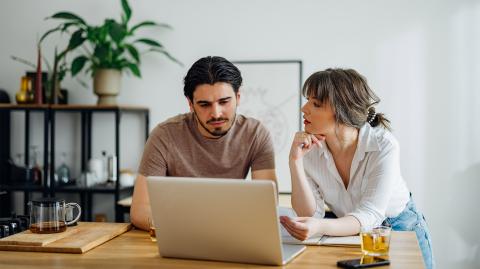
[318,215,361,236]
[290,159,317,217]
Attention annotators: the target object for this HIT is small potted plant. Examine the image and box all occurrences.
[41,0,180,105]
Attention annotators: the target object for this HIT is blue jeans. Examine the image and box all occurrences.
[383,197,434,269]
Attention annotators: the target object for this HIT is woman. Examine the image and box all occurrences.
[280,68,434,269]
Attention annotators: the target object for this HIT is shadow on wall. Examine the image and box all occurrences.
[447,163,480,269]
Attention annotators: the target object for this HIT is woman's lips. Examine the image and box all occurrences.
[304,119,311,124]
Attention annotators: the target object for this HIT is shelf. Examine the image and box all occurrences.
[0,184,47,192]
[0,103,149,222]
[0,104,148,112]
[0,104,49,111]
[51,104,149,112]
[0,183,133,193]
[53,183,134,194]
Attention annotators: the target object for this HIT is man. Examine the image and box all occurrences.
[131,56,277,230]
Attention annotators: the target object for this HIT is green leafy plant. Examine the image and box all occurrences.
[40,0,180,79]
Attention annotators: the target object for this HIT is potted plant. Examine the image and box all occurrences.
[41,0,180,105]
[11,48,69,105]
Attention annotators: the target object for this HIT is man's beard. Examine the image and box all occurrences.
[193,110,236,138]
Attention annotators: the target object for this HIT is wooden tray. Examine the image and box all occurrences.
[0,222,131,253]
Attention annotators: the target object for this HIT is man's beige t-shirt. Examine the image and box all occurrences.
[138,113,274,178]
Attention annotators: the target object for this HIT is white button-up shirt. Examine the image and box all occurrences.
[303,123,410,227]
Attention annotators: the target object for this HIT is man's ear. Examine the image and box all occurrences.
[187,98,194,112]
[236,91,241,106]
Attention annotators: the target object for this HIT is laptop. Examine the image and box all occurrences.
[146,176,306,265]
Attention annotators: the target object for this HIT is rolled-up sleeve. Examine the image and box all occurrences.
[347,141,400,227]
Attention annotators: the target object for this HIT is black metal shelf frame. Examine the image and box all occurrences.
[0,105,149,222]
[0,106,50,214]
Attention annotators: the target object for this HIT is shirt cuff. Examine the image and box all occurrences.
[347,211,383,228]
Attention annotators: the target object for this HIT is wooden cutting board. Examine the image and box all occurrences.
[0,222,131,253]
[0,226,78,246]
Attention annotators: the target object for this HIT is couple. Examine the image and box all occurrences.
[131,56,434,269]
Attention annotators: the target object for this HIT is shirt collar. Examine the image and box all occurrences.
[316,123,380,160]
[358,123,381,154]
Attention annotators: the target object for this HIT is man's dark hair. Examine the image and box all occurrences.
[183,56,242,101]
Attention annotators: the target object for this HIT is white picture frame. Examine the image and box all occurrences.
[234,60,302,193]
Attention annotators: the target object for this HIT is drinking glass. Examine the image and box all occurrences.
[360,225,391,256]
[148,217,156,242]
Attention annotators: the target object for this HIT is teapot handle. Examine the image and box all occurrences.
[65,203,82,225]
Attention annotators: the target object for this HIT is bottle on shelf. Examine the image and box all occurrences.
[56,152,72,186]
[101,150,108,181]
[107,155,117,183]
[14,153,23,166]
[15,76,34,104]
[29,146,42,185]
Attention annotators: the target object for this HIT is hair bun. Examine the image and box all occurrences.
[367,107,377,124]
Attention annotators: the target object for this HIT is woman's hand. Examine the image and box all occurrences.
[289,132,323,162]
[279,215,322,241]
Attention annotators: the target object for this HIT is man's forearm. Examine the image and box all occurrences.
[130,203,151,231]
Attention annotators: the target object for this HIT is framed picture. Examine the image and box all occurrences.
[233,60,303,193]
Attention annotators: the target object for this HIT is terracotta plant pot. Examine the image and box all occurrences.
[93,69,122,105]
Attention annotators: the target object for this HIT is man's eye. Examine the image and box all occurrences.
[313,102,321,108]
[199,104,210,107]
[219,100,228,105]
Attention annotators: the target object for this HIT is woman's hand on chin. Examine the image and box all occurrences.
[289,132,324,162]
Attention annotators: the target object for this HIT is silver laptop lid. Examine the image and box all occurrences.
[146,176,288,265]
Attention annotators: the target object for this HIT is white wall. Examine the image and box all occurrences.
[1,1,479,268]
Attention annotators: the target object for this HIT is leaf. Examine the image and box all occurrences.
[93,44,109,61]
[71,56,88,76]
[127,63,141,77]
[61,22,77,32]
[134,38,163,48]
[10,55,37,68]
[109,21,127,43]
[121,0,132,23]
[49,12,86,25]
[130,21,172,34]
[125,44,140,63]
[149,48,183,67]
[41,55,52,72]
[68,29,86,50]
[76,77,90,88]
[56,47,69,61]
[39,26,62,44]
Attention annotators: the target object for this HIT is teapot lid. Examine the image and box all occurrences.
[30,197,65,206]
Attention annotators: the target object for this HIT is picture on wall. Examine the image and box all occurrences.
[233,60,303,193]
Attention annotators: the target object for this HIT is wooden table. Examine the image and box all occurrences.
[0,229,424,268]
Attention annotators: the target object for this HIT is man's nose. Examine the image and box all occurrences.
[211,103,222,118]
